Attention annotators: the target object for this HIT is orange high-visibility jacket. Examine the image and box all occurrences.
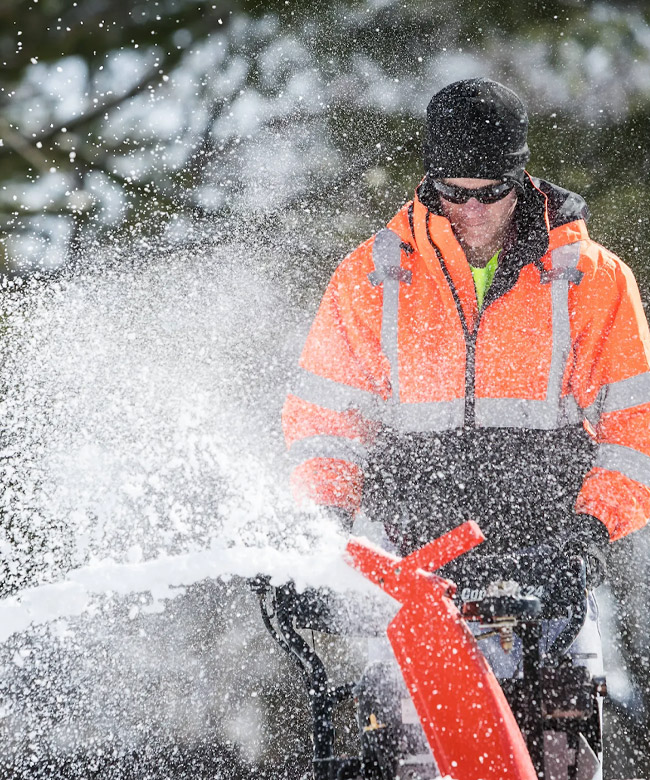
[283,176,650,543]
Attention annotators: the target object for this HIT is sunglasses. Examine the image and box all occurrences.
[432,179,516,205]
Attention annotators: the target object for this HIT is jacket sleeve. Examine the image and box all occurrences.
[572,250,650,540]
[282,244,390,512]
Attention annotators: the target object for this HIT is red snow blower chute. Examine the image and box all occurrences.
[345,520,536,780]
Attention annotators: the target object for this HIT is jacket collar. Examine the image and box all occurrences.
[411,190,479,332]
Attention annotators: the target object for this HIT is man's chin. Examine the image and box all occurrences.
[460,231,493,248]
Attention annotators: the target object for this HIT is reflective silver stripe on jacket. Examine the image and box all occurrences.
[546,242,581,409]
[288,434,368,467]
[384,399,465,432]
[368,228,411,405]
[595,443,650,489]
[584,372,650,425]
[290,368,383,417]
[290,370,466,431]
[475,396,582,430]
[476,242,582,430]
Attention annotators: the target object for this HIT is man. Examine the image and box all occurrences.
[282,78,650,778]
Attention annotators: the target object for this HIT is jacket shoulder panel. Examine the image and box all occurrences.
[333,203,414,285]
[331,235,375,286]
[386,202,415,245]
[546,219,589,254]
[577,239,636,288]
[569,238,650,390]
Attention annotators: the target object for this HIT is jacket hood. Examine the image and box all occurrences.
[532,177,590,230]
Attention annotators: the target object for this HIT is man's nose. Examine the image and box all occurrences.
[463,197,487,214]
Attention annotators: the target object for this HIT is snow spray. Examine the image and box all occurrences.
[0,232,373,777]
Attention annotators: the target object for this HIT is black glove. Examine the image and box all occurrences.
[561,514,610,589]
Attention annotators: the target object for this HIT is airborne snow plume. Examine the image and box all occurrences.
[0,236,333,596]
[0,234,389,779]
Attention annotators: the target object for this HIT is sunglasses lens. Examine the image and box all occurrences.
[432,182,469,203]
[433,180,514,204]
[476,184,513,204]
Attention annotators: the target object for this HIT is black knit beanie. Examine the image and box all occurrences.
[423,78,530,182]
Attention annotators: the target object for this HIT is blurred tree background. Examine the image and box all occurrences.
[1,0,650,777]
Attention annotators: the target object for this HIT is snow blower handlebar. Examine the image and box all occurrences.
[255,578,362,780]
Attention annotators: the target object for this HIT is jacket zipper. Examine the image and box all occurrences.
[428,237,476,429]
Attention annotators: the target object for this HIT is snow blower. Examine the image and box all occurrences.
[256,520,605,780]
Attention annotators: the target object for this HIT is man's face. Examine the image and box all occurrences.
[438,178,518,253]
